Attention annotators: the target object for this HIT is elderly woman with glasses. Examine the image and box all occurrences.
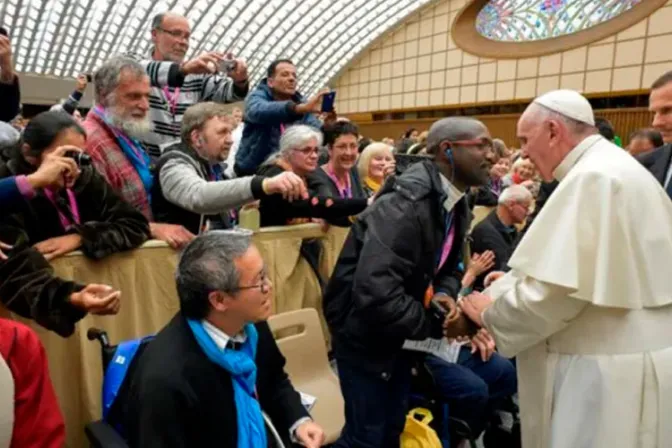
[256,125,371,228]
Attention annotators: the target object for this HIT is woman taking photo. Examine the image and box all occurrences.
[0,111,149,336]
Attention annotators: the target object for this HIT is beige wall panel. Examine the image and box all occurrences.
[326,0,667,111]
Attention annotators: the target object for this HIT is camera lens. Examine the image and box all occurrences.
[64,150,92,166]
[77,153,92,166]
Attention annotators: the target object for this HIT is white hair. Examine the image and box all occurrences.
[498,185,533,205]
[94,55,147,106]
[279,125,323,155]
[262,124,323,166]
[511,157,532,170]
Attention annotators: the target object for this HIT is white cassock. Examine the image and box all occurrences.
[483,134,672,448]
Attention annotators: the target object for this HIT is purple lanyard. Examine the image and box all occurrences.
[325,166,352,199]
[43,188,80,230]
[490,178,502,196]
[162,87,181,116]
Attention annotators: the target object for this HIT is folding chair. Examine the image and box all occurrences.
[268,308,345,444]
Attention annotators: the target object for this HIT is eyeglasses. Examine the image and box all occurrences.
[157,27,191,41]
[294,146,319,155]
[446,138,493,151]
[231,272,271,295]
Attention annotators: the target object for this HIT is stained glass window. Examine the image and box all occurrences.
[476,0,643,42]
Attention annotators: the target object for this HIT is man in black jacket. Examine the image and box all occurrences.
[324,117,499,448]
[125,230,325,447]
[471,184,532,289]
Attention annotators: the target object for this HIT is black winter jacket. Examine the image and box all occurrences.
[256,163,368,227]
[323,161,471,375]
[0,156,150,336]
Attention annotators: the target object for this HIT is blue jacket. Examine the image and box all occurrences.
[235,79,322,175]
[0,176,22,212]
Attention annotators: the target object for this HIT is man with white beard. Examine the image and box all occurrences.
[84,56,195,248]
[459,89,672,448]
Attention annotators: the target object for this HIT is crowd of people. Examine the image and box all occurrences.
[2,9,672,448]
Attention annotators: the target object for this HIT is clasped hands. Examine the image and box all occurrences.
[436,292,496,361]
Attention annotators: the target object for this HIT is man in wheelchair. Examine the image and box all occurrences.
[120,230,325,447]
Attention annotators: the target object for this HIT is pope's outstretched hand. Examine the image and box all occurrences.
[458,292,494,327]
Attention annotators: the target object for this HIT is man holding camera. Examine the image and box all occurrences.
[234,59,327,176]
[0,27,20,123]
[324,117,513,447]
[130,12,249,160]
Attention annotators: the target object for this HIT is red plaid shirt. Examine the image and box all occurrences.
[83,113,153,220]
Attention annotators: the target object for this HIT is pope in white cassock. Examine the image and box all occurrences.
[460,89,672,448]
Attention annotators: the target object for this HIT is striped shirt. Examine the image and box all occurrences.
[132,54,249,159]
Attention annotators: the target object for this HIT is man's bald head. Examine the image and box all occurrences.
[425,117,494,188]
[151,12,190,63]
[426,117,487,156]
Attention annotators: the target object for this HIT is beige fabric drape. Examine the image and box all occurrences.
[5,226,350,448]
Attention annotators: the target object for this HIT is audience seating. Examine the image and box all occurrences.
[471,206,494,231]
[268,308,345,444]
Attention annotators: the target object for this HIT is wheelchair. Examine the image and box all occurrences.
[409,359,479,448]
[84,328,154,448]
[409,358,521,448]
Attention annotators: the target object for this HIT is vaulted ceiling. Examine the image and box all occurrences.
[1,0,437,96]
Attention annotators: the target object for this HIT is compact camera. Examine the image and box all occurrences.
[64,150,92,166]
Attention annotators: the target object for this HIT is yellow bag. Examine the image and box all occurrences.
[400,407,443,448]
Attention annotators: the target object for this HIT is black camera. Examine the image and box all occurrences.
[64,150,92,166]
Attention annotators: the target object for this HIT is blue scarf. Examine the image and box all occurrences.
[93,106,154,201]
[186,319,267,448]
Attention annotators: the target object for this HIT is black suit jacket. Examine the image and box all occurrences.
[470,210,518,290]
[125,314,309,448]
[638,144,672,186]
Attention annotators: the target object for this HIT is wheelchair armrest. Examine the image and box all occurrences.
[85,420,128,448]
[449,416,474,438]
